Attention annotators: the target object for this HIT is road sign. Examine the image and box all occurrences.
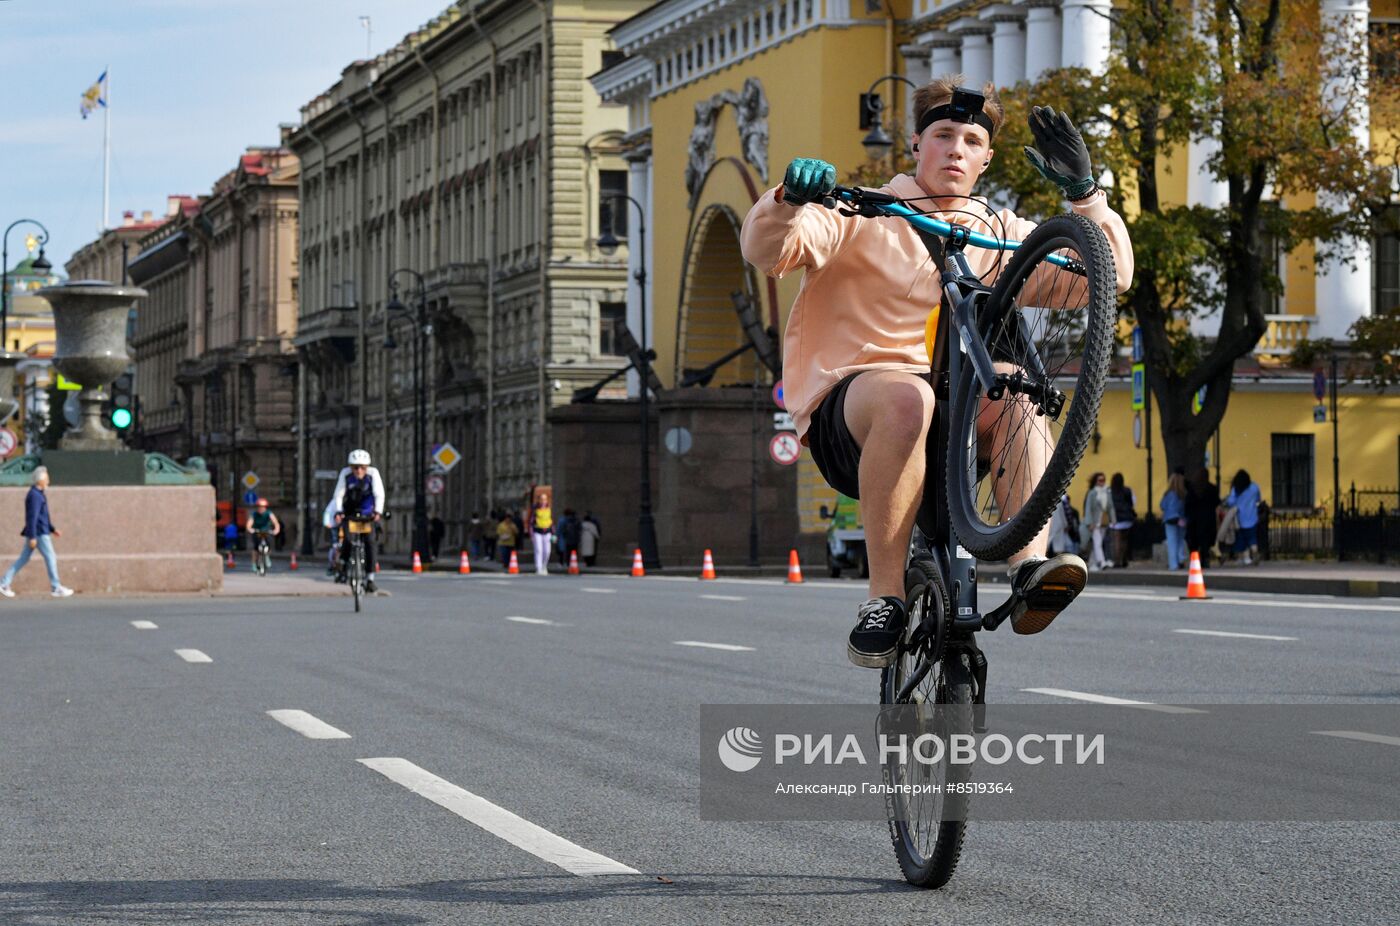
[1131,326,1143,363]
[772,379,785,410]
[241,471,259,490]
[1314,404,1327,424]
[432,442,461,472]
[426,473,445,496]
[243,490,259,506]
[773,411,795,431]
[663,426,692,456]
[1313,369,1326,402]
[1132,411,1143,448]
[56,373,82,391]
[769,432,800,465]
[1130,363,1145,411]
[0,427,16,458]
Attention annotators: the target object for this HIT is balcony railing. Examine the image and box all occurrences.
[1256,314,1315,355]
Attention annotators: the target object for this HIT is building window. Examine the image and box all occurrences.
[1371,20,1400,80]
[1375,204,1400,315]
[1258,200,1285,314]
[1271,433,1314,510]
[599,169,628,238]
[599,302,627,356]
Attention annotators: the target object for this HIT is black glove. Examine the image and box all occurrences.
[1023,106,1096,201]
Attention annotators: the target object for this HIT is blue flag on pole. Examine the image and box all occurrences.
[80,71,107,119]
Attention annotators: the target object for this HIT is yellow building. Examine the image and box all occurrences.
[594,0,1399,562]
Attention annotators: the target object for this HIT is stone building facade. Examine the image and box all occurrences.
[64,209,165,286]
[126,149,300,538]
[289,0,648,554]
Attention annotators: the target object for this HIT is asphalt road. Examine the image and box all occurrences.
[2,571,1398,925]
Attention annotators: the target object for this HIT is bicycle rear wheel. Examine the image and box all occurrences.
[947,213,1117,561]
[881,558,973,889]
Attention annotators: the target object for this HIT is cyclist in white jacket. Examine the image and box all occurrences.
[331,449,386,591]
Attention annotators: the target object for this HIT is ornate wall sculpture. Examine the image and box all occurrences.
[684,77,770,209]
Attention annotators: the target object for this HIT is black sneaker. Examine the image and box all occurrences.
[365,579,378,594]
[1007,553,1087,635]
[847,596,906,668]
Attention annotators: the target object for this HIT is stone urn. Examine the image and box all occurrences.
[35,280,146,451]
[0,350,22,427]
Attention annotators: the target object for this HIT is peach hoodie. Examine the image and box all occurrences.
[739,172,1134,441]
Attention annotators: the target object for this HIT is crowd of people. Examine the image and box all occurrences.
[462,505,602,574]
[1050,467,1265,570]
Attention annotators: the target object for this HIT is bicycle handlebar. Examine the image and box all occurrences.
[822,184,1022,252]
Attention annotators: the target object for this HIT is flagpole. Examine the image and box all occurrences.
[102,66,110,231]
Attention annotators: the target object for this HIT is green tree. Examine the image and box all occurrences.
[982,0,1398,477]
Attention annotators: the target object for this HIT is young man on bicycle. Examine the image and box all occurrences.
[332,449,386,593]
[244,498,281,568]
[740,76,1133,668]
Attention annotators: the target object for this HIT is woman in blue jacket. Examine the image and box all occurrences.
[0,466,74,598]
[1160,472,1189,570]
[1223,469,1264,565]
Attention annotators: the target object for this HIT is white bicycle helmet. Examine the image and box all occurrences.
[348,449,372,466]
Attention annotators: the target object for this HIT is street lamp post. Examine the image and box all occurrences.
[385,269,431,563]
[859,74,921,165]
[597,193,662,570]
[3,220,52,348]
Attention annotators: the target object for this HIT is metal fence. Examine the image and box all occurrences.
[1258,486,1400,563]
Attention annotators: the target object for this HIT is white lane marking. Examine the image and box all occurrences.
[1312,730,1400,748]
[674,640,755,652]
[580,587,616,594]
[700,594,747,602]
[358,758,638,877]
[175,649,212,663]
[1173,628,1298,642]
[1022,687,1206,714]
[1082,589,1400,613]
[506,616,555,625]
[130,620,158,630]
[478,579,512,586]
[267,709,352,740]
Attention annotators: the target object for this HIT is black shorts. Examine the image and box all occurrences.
[806,373,868,499]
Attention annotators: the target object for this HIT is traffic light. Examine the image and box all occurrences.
[107,372,134,431]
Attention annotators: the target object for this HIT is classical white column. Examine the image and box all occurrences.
[1314,0,1372,340]
[625,145,653,398]
[981,5,1027,89]
[1060,0,1111,73]
[1022,0,1062,80]
[900,42,932,123]
[951,18,995,86]
[923,30,962,80]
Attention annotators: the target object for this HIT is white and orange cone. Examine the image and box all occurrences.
[700,549,717,580]
[289,551,299,571]
[631,548,645,577]
[412,551,423,574]
[786,549,804,584]
[568,550,580,575]
[225,550,235,569]
[459,549,471,575]
[1180,551,1211,600]
[507,549,520,575]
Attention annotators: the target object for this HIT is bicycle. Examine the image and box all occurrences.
[251,532,272,576]
[818,184,1117,888]
[343,516,375,612]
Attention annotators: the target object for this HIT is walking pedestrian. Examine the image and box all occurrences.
[1186,468,1220,568]
[0,466,74,598]
[1160,472,1189,570]
[495,510,519,567]
[1108,472,1137,568]
[528,487,554,575]
[1048,493,1079,558]
[467,512,485,561]
[1223,469,1264,565]
[428,514,445,563]
[579,511,600,567]
[1081,472,1112,570]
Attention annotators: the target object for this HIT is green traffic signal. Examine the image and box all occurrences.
[111,408,133,429]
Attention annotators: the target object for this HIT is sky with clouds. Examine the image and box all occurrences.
[0,0,453,272]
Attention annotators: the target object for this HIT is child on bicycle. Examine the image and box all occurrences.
[739,76,1133,668]
[244,497,281,570]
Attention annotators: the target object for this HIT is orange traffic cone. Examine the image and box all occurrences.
[412,551,423,574]
[508,549,520,575]
[289,551,299,571]
[459,550,471,575]
[1180,551,1211,600]
[786,549,804,584]
[631,548,645,577]
[225,550,235,569]
[568,550,580,575]
[700,549,717,580]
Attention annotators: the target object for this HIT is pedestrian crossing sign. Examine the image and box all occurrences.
[432,442,461,472]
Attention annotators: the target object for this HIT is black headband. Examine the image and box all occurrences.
[916,87,996,138]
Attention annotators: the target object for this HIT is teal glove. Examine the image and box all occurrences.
[782,158,836,206]
[1023,106,1097,201]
